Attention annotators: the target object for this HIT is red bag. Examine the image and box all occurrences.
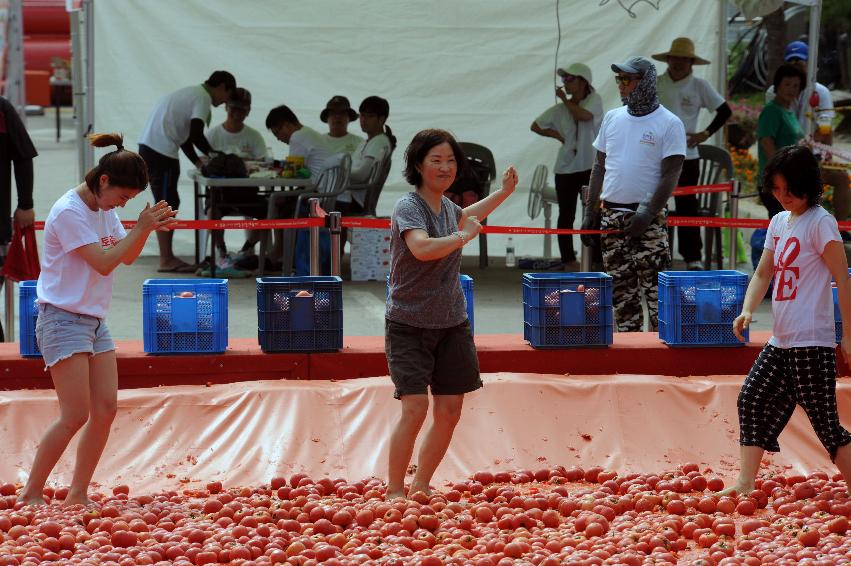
[2,224,40,282]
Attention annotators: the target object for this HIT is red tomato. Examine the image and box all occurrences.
[797,527,820,547]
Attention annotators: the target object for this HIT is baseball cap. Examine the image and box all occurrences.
[227,87,252,110]
[557,62,593,85]
[784,40,809,62]
[611,56,654,75]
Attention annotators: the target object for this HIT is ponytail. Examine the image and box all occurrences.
[384,125,397,151]
[84,133,148,194]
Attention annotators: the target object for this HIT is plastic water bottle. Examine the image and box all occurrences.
[505,237,516,268]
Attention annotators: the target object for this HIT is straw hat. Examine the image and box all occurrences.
[652,37,710,65]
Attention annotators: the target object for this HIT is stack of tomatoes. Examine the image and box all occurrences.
[1,464,850,565]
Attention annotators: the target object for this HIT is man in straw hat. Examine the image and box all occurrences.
[654,37,731,271]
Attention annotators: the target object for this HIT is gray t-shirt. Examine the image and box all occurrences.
[386,192,468,328]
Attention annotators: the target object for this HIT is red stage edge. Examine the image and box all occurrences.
[2,331,848,390]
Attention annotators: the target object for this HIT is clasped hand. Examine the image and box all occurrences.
[138,201,178,233]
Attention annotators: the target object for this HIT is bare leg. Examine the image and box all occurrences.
[17,354,92,506]
[834,443,851,496]
[409,395,464,496]
[718,445,764,496]
[386,395,428,499]
[64,351,118,506]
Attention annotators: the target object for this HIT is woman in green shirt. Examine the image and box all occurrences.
[758,63,807,217]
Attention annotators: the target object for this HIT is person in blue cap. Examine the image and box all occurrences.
[581,56,686,332]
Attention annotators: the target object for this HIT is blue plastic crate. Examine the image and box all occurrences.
[19,280,40,358]
[386,274,474,333]
[522,272,613,348]
[142,279,228,354]
[257,276,343,352]
[658,270,747,347]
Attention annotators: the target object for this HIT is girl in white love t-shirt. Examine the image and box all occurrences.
[722,145,851,497]
[17,133,177,507]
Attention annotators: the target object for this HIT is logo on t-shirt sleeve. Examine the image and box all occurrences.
[774,237,801,301]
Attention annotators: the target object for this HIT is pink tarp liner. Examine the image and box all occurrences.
[1,373,849,494]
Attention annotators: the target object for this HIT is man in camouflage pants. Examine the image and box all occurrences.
[581,57,685,331]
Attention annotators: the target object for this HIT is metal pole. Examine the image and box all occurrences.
[70,9,86,178]
[4,0,26,115]
[580,184,592,272]
[83,0,94,171]
[309,198,321,276]
[716,0,728,147]
[805,0,822,136]
[328,212,342,277]
[542,202,552,260]
[728,180,740,270]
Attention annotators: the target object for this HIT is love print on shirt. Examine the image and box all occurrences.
[773,236,801,302]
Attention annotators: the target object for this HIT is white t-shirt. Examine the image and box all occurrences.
[766,82,834,132]
[206,123,267,159]
[323,132,363,155]
[139,85,213,159]
[288,126,334,178]
[657,72,725,160]
[765,206,840,348]
[534,91,604,174]
[593,105,687,204]
[37,189,127,319]
[341,134,393,205]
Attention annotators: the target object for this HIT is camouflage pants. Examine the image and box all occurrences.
[601,208,670,332]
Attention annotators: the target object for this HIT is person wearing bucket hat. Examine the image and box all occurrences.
[531,62,604,267]
[654,37,732,270]
[766,41,849,237]
[321,95,363,155]
[581,56,686,332]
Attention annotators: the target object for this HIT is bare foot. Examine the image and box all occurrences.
[17,493,47,507]
[717,482,754,497]
[63,492,93,507]
[408,484,432,497]
[385,491,405,501]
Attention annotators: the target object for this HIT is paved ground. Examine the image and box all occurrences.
[0,109,800,341]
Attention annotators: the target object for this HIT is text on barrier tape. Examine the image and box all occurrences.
[670,182,733,197]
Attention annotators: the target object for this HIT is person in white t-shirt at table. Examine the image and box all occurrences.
[766,41,850,239]
[722,145,851,497]
[204,87,267,260]
[321,95,363,155]
[139,70,236,273]
[265,105,333,179]
[654,37,732,270]
[337,95,397,216]
[582,56,686,332]
[17,133,177,507]
[531,62,604,268]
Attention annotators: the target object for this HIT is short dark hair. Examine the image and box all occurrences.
[762,145,822,207]
[772,62,806,92]
[403,129,465,187]
[266,105,299,130]
[205,71,236,92]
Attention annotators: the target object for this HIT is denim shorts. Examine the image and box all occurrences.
[35,303,115,369]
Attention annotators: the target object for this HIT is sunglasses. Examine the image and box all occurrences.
[615,74,642,86]
[560,74,577,82]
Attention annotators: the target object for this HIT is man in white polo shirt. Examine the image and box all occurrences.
[139,70,236,272]
[320,95,363,155]
[654,37,732,270]
[582,56,686,332]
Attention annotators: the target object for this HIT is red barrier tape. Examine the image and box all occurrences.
[671,182,733,197]
[33,213,851,235]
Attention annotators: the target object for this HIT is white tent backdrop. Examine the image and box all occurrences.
[92,0,723,257]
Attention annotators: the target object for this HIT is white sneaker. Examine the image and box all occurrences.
[686,261,704,271]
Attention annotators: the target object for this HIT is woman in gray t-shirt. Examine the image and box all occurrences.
[385,129,517,500]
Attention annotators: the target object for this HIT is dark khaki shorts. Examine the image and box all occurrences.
[385,318,481,400]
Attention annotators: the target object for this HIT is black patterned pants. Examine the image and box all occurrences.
[601,208,671,332]
[738,344,851,460]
